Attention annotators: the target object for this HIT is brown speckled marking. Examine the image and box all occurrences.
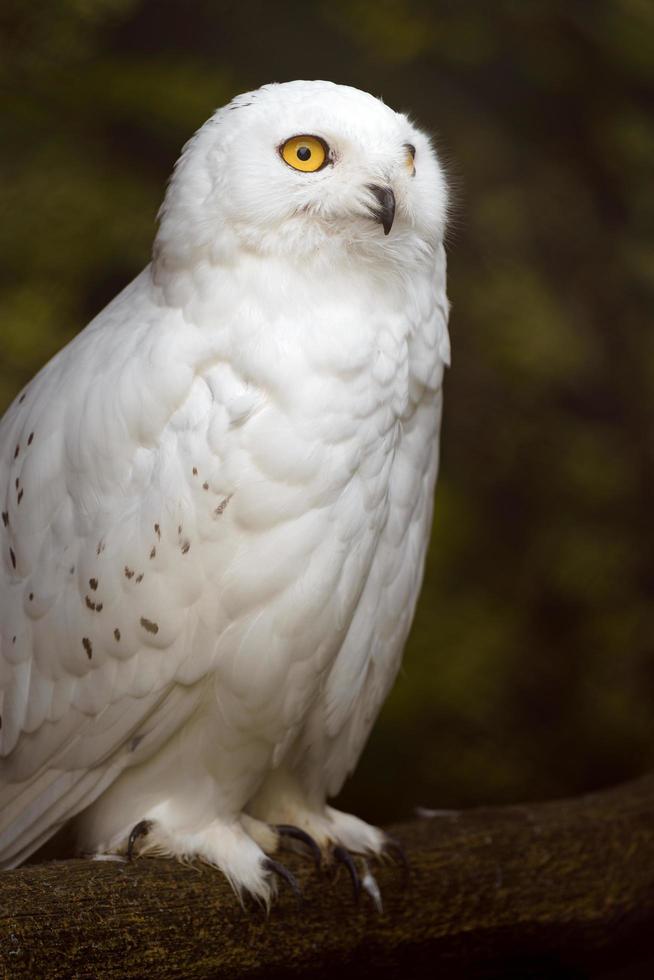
[154,523,161,539]
[12,636,16,644]
[181,541,191,555]
[124,567,135,579]
[85,596,103,612]
[27,432,34,446]
[29,593,34,601]
[114,628,121,642]
[17,489,23,505]
[192,467,198,476]
[150,547,156,559]
[214,494,233,517]
[82,637,93,659]
[89,578,98,591]
[2,512,8,527]
[202,482,209,491]
[15,478,19,490]
[14,445,19,459]
[135,573,144,584]
[96,540,105,556]
[9,548,16,569]
[140,617,159,635]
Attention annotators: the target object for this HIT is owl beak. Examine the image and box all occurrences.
[367,185,396,236]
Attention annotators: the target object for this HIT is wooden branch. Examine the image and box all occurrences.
[2,775,654,978]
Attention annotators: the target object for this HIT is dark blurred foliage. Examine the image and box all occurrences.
[1,0,653,823]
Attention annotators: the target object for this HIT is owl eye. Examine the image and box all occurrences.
[280,135,328,173]
[405,143,416,173]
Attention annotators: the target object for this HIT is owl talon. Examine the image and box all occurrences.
[126,819,153,861]
[333,844,361,902]
[360,858,383,913]
[263,857,302,903]
[276,824,322,871]
[383,835,411,884]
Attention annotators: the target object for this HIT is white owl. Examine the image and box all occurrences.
[0,80,449,902]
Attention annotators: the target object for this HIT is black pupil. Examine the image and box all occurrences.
[297,146,312,161]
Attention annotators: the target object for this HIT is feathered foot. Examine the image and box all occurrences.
[91,814,302,907]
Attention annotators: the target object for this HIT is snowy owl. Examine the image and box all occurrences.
[0,80,449,902]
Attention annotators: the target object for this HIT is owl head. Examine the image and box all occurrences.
[154,80,448,276]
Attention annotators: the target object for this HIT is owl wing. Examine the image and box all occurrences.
[0,271,235,866]
[312,282,449,800]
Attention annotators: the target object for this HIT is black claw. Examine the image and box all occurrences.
[276,824,322,871]
[127,819,152,862]
[333,845,361,903]
[384,835,411,883]
[264,858,302,904]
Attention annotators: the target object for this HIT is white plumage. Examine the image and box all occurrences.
[0,80,449,900]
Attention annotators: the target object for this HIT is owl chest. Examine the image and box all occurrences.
[194,298,441,520]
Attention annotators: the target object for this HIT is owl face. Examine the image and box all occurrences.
[155,80,448,270]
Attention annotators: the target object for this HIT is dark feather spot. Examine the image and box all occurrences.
[85,596,98,611]
[202,482,209,491]
[154,523,161,539]
[12,636,16,644]
[89,578,98,591]
[150,547,156,559]
[140,617,159,635]
[177,525,182,535]
[17,489,23,505]
[82,637,93,659]
[124,567,135,579]
[96,540,105,556]
[70,566,75,575]
[214,494,233,517]
[29,592,33,601]
[27,432,34,446]
[18,393,26,404]
[114,628,121,642]
[181,541,190,555]
[14,445,19,459]
[9,548,16,569]
[192,467,198,476]
[135,573,144,584]
[15,478,19,490]
[2,512,8,527]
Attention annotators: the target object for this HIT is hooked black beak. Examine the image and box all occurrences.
[367,184,396,236]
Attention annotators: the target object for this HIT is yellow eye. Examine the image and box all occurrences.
[281,135,328,173]
[405,143,416,174]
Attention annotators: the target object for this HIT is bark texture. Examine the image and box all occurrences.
[2,775,654,978]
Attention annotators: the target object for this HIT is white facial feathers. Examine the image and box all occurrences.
[154,80,448,275]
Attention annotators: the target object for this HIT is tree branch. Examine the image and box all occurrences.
[2,775,654,978]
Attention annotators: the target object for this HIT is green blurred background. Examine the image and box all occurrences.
[2,0,653,824]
